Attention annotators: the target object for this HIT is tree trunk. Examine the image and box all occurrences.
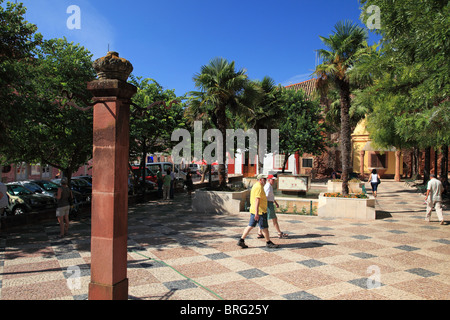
[441,145,448,179]
[424,147,431,184]
[281,153,290,174]
[216,106,228,188]
[338,80,352,196]
[434,148,438,176]
[412,147,420,178]
[440,145,448,192]
[140,140,147,191]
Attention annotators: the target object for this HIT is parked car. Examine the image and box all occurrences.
[52,178,92,203]
[73,175,92,184]
[188,163,202,174]
[4,183,57,216]
[14,180,56,198]
[131,166,157,183]
[31,180,60,197]
[31,179,83,215]
[146,162,187,187]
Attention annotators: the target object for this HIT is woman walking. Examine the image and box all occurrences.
[370,169,381,198]
[56,177,73,238]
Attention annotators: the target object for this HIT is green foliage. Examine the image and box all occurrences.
[358,0,450,149]
[0,0,42,145]
[187,57,257,187]
[277,88,327,171]
[314,20,370,195]
[129,76,186,164]
[1,37,96,178]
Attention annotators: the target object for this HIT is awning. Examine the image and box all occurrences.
[362,141,396,152]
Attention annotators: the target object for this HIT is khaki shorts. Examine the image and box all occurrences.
[56,205,70,217]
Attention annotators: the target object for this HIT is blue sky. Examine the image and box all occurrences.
[16,0,379,96]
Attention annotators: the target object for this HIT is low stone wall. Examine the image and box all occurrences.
[318,193,376,220]
[192,189,250,215]
[327,181,365,194]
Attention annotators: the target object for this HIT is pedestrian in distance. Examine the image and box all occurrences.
[425,173,445,225]
[56,177,73,238]
[0,181,8,220]
[185,168,194,197]
[370,169,381,198]
[237,174,279,249]
[156,168,163,199]
[163,169,171,200]
[257,174,288,239]
[170,167,175,199]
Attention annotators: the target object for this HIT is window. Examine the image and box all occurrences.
[370,153,386,168]
[31,164,41,176]
[302,158,314,168]
[274,154,286,170]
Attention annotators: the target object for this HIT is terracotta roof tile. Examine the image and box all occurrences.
[285,78,318,100]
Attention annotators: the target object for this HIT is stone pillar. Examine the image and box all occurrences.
[395,150,401,182]
[360,150,365,179]
[87,52,136,300]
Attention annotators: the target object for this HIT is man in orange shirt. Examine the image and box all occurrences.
[237,174,279,249]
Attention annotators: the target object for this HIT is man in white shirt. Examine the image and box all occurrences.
[257,174,288,239]
[425,174,445,225]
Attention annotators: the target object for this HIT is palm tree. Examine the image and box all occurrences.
[188,57,257,188]
[314,20,368,195]
[242,76,284,173]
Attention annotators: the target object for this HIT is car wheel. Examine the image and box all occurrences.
[13,205,27,215]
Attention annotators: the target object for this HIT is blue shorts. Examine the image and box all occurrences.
[248,213,269,229]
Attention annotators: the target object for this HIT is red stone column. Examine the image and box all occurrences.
[360,150,365,179]
[87,53,136,299]
[395,150,401,182]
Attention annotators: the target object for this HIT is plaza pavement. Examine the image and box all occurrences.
[0,180,449,301]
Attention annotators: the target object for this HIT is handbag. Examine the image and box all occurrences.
[377,177,381,185]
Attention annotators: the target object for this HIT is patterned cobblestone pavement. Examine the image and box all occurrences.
[0,180,449,300]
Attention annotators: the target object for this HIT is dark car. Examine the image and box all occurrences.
[14,180,56,198]
[52,178,92,203]
[73,175,92,184]
[30,179,84,215]
[5,184,57,216]
[31,180,60,196]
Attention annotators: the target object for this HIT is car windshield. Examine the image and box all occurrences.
[7,185,33,196]
[24,183,42,192]
[37,181,59,191]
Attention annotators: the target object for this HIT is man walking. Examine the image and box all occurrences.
[425,174,445,225]
[237,174,278,249]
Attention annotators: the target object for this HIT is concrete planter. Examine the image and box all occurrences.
[327,180,364,193]
[318,193,376,220]
[192,189,250,215]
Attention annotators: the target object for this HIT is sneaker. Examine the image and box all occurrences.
[266,241,279,248]
[237,239,248,249]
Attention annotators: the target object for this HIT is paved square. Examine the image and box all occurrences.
[0,181,449,300]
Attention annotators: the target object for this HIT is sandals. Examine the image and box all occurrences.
[257,232,288,239]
